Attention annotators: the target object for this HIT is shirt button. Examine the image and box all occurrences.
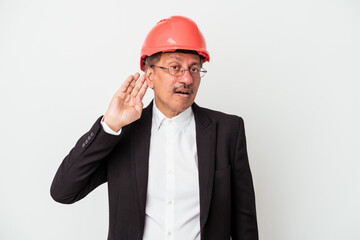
[168,170,173,174]
[168,232,172,236]
[168,201,172,205]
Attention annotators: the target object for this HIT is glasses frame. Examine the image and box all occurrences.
[150,65,207,78]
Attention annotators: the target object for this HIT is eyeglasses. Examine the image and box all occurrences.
[150,64,207,78]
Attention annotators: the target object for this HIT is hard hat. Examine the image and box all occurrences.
[140,16,210,71]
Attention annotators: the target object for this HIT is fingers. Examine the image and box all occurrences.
[116,73,140,96]
[114,73,147,102]
[126,73,140,95]
[131,74,147,98]
[137,77,148,100]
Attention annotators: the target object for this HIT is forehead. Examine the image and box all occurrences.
[160,52,201,64]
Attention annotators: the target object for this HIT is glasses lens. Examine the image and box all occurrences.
[191,72,201,78]
[168,67,206,78]
[168,65,181,76]
[199,68,206,78]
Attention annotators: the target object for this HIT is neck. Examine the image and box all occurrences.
[153,99,183,119]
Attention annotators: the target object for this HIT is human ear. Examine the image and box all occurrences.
[145,67,154,89]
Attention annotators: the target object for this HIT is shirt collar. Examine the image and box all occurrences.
[152,100,194,132]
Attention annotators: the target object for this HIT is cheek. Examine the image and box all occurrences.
[193,80,201,92]
[154,81,173,98]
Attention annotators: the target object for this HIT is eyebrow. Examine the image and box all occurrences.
[165,56,201,66]
[167,56,183,62]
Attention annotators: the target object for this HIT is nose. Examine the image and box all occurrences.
[179,69,193,85]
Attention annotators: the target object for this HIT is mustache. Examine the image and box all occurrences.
[173,84,194,93]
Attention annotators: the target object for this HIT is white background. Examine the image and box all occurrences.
[1,0,359,239]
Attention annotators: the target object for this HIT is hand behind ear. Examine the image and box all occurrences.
[103,73,148,131]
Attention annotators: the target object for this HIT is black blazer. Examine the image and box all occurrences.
[51,102,258,240]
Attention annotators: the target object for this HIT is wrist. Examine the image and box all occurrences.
[103,114,123,132]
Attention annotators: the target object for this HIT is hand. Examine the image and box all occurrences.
[103,73,148,131]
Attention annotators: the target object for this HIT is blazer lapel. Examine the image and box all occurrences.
[132,101,153,232]
[192,103,217,231]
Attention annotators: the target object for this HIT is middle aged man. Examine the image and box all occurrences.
[51,16,258,240]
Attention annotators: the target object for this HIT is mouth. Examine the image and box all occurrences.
[173,85,194,97]
[175,90,191,96]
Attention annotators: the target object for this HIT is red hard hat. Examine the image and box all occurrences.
[140,16,210,71]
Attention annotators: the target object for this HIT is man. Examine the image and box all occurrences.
[51,16,258,240]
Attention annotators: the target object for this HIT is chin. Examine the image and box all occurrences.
[176,102,193,112]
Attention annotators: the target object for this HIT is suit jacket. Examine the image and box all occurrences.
[51,102,258,240]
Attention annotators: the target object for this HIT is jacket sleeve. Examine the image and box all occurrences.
[50,116,122,204]
[231,117,259,239]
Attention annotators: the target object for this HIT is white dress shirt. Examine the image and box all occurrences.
[101,103,201,240]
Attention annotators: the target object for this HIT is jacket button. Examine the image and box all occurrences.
[82,143,85,148]
[87,136,91,140]
[85,139,88,144]
[90,132,94,137]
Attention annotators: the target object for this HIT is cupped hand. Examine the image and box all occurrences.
[103,73,148,131]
